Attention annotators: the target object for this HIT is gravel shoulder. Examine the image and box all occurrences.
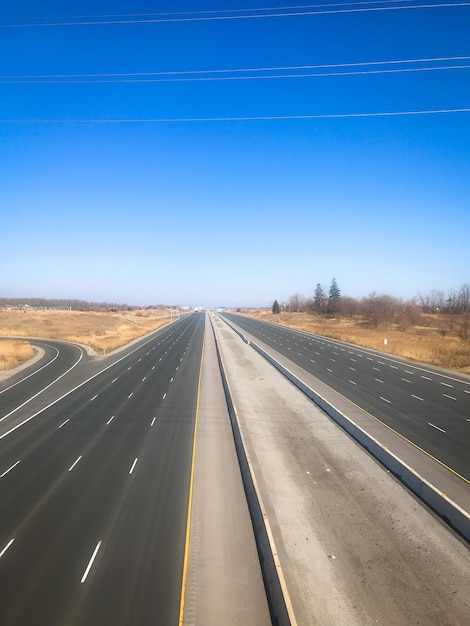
[212,313,470,626]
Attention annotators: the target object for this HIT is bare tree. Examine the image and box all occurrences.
[288,293,305,313]
[339,296,359,317]
[361,292,399,329]
[458,283,470,314]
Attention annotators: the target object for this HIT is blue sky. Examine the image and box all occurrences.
[1,1,469,308]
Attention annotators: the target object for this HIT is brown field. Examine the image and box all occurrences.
[0,340,35,372]
[240,310,470,374]
[0,309,176,370]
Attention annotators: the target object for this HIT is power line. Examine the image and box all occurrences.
[2,1,430,22]
[1,109,469,123]
[1,3,469,28]
[2,56,469,82]
[2,64,469,84]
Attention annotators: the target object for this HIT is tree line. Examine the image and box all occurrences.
[271,280,470,336]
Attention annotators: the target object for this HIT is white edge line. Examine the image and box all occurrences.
[0,346,83,423]
[81,541,102,583]
[0,326,175,442]
[0,538,15,558]
[0,344,60,395]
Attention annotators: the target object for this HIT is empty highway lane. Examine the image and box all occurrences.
[0,313,204,626]
[0,339,84,423]
[221,312,470,481]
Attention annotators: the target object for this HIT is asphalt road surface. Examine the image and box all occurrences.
[0,339,83,422]
[0,313,205,626]
[221,312,470,481]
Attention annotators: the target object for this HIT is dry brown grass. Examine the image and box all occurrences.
[0,309,174,358]
[242,310,470,373]
[0,340,35,371]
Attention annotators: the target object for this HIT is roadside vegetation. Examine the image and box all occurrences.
[0,307,175,369]
[251,282,470,373]
[0,340,35,372]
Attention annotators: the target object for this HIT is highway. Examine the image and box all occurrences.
[0,339,83,422]
[221,312,470,481]
[0,313,205,626]
[2,310,468,626]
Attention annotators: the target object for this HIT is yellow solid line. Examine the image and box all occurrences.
[178,332,205,625]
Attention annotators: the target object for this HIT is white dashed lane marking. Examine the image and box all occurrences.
[81,541,102,583]
[68,456,82,472]
[1,460,21,478]
[428,422,446,433]
[0,538,15,558]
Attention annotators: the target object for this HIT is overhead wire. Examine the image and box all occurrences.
[1,56,469,83]
[1,2,469,28]
[1,4,466,122]
[2,65,469,83]
[0,1,433,22]
[1,109,469,123]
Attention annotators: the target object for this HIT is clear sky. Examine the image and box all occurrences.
[1,1,469,308]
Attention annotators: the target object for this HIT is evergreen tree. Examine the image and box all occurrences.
[272,299,280,314]
[314,283,325,313]
[328,278,341,315]
[329,277,341,301]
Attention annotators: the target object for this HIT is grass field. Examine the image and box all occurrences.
[242,310,470,374]
[2,307,469,375]
[0,309,175,371]
[0,340,35,372]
